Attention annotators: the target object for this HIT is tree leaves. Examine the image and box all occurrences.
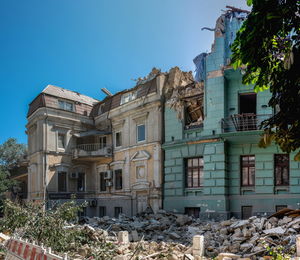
[232,0,300,159]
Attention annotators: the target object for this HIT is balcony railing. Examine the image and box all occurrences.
[72,143,112,159]
[221,114,271,133]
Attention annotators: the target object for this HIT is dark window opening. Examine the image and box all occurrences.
[100,172,106,192]
[115,169,122,190]
[98,136,107,148]
[114,207,123,218]
[276,205,287,212]
[58,171,67,192]
[77,172,85,192]
[115,132,122,147]
[275,154,289,186]
[185,207,200,218]
[241,155,255,186]
[78,207,87,218]
[99,206,106,217]
[239,93,257,114]
[186,157,204,188]
[242,206,252,219]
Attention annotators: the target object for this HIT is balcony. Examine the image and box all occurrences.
[221,114,271,133]
[72,143,112,160]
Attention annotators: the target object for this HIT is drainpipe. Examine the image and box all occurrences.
[160,81,166,210]
[43,109,49,210]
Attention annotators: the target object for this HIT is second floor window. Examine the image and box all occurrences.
[58,171,67,192]
[58,100,73,112]
[100,172,106,192]
[98,136,107,148]
[115,169,122,190]
[115,132,122,147]
[58,133,65,149]
[241,155,255,186]
[186,157,204,188]
[137,124,146,142]
[77,172,85,192]
[275,154,289,186]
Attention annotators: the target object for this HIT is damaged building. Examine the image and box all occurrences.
[25,67,201,217]
[163,6,300,219]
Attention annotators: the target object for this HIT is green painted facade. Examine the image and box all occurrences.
[163,13,300,219]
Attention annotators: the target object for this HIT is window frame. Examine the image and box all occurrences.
[114,207,123,218]
[185,157,204,188]
[99,206,106,217]
[57,133,66,149]
[137,124,146,143]
[99,172,107,192]
[115,131,122,148]
[274,154,289,186]
[58,171,67,192]
[58,100,74,112]
[240,155,255,187]
[185,207,200,218]
[77,172,85,192]
[114,169,122,190]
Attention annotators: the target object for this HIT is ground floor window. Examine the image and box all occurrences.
[58,171,67,192]
[185,157,204,188]
[276,205,287,212]
[185,207,200,218]
[114,207,123,218]
[78,207,87,218]
[241,206,252,219]
[274,154,289,186]
[99,206,106,217]
[77,172,85,192]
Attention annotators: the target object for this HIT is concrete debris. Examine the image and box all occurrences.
[77,211,300,259]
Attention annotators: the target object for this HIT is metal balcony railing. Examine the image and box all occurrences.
[72,144,112,159]
[221,114,271,133]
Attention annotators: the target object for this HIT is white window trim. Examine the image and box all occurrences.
[136,123,146,143]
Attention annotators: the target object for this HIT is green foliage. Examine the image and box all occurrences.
[231,0,300,159]
[0,199,117,259]
[0,138,26,197]
[263,241,294,260]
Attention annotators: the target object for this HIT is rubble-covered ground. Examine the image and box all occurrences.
[72,210,298,259]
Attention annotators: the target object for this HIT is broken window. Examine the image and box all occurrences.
[275,154,289,186]
[186,157,204,188]
[241,155,255,186]
[77,172,85,192]
[120,92,136,105]
[114,207,123,218]
[185,99,204,129]
[115,169,122,190]
[185,207,200,218]
[58,171,67,192]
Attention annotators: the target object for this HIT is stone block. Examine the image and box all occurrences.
[192,235,204,257]
[118,231,129,244]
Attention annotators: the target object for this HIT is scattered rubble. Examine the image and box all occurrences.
[75,210,300,259]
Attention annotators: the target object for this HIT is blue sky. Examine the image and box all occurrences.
[0,0,249,144]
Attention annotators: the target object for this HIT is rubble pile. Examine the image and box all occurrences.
[81,210,299,259]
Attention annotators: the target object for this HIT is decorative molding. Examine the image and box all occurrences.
[130,150,151,161]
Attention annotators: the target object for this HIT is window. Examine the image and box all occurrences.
[114,207,123,218]
[58,133,65,149]
[99,206,106,217]
[242,206,252,219]
[241,155,255,186]
[78,207,87,218]
[275,154,289,186]
[77,172,85,192]
[120,92,136,105]
[185,207,200,218]
[58,100,73,112]
[115,132,122,147]
[58,171,67,192]
[100,172,106,192]
[98,136,107,148]
[137,124,146,142]
[186,157,204,188]
[115,169,122,190]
